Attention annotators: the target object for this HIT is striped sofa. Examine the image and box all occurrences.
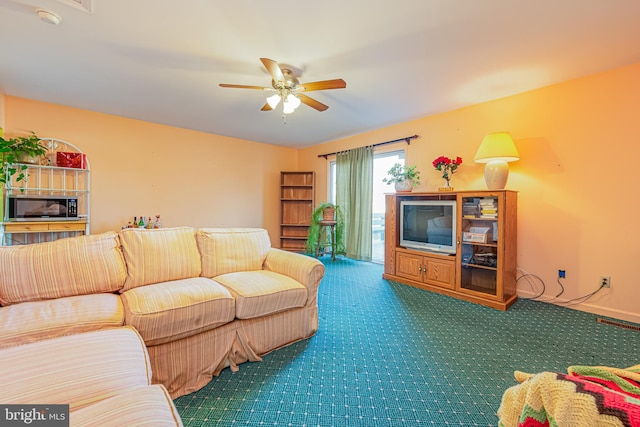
[0,327,183,426]
[0,227,325,400]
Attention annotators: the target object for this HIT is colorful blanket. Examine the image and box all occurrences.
[498,364,640,426]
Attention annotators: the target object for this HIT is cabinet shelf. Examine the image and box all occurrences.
[462,241,497,247]
[14,164,88,171]
[12,188,90,194]
[461,263,498,271]
[462,216,496,221]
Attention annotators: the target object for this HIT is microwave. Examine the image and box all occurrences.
[6,196,79,221]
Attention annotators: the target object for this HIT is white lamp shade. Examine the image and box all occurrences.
[282,94,301,114]
[282,102,295,114]
[286,94,301,108]
[474,132,520,190]
[266,94,281,109]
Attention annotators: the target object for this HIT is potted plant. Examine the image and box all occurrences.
[0,131,47,186]
[305,202,345,258]
[382,163,421,192]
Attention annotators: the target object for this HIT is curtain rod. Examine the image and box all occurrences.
[317,134,419,159]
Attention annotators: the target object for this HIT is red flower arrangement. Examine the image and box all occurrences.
[432,156,463,183]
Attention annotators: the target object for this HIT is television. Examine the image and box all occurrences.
[400,200,457,254]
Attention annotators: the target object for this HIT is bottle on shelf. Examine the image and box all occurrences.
[138,216,145,228]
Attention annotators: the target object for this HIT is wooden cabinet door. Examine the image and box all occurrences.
[395,251,423,282]
[424,258,455,290]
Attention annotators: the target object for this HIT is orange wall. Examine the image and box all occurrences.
[3,97,298,243]
[300,62,640,324]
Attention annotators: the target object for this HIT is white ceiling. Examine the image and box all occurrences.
[1,0,640,148]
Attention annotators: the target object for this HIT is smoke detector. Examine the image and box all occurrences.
[36,9,62,25]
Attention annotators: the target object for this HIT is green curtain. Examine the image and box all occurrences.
[336,146,373,261]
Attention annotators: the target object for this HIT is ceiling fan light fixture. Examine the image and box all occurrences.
[282,102,296,115]
[219,58,345,114]
[282,94,301,114]
[266,93,281,109]
[286,94,301,109]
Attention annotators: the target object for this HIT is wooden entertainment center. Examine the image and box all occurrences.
[383,190,517,310]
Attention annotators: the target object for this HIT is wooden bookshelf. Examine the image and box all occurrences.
[279,172,314,252]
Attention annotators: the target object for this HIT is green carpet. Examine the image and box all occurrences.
[174,257,639,426]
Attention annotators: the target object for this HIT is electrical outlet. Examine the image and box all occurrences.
[558,269,566,278]
[599,276,610,288]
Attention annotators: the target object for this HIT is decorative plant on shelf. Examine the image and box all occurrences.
[382,162,421,192]
[0,131,47,186]
[305,202,345,257]
[432,155,462,189]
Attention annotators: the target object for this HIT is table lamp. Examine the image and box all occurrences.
[474,132,520,190]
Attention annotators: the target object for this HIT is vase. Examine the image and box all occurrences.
[438,178,454,192]
[18,152,42,164]
[394,179,413,193]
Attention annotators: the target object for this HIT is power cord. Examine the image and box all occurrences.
[555,277,565,298]
[553,283,606,307]
[516,266,546,299]
[516,265,606,305]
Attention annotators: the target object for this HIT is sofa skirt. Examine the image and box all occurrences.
[148,304,319,398]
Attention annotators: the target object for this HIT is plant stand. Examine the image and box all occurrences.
[315,220,337,261]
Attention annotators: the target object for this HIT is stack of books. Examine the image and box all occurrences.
[479,197,498,218]
[462,200,480,218]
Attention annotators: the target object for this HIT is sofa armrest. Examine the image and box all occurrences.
[263,248,325,304]
[0,293,124,350]
[0,326,152,410]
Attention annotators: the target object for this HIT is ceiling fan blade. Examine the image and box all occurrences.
[260,58,284,83]
[260,103,273,111]
[219,83,269,90]
[298,94,329,111]
[298,79,346,92]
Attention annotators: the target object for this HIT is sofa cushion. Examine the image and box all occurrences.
[0,232,127,306]
[0,326,152,410]
[0,293,124,350]
[214,270,307,319]
[121,277,235,346]
[119,227,202,291]
[70,385,183,427]
[196,228,271,278]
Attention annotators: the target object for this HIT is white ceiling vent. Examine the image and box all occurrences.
[55,0,94,13]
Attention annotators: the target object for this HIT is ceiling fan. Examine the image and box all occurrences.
[219,58,346,113]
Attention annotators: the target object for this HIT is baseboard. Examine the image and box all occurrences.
[517,290,640,325]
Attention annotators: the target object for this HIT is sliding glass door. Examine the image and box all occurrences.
[329,149,404,263]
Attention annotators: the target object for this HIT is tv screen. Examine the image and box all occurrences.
[400,200,456,254]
